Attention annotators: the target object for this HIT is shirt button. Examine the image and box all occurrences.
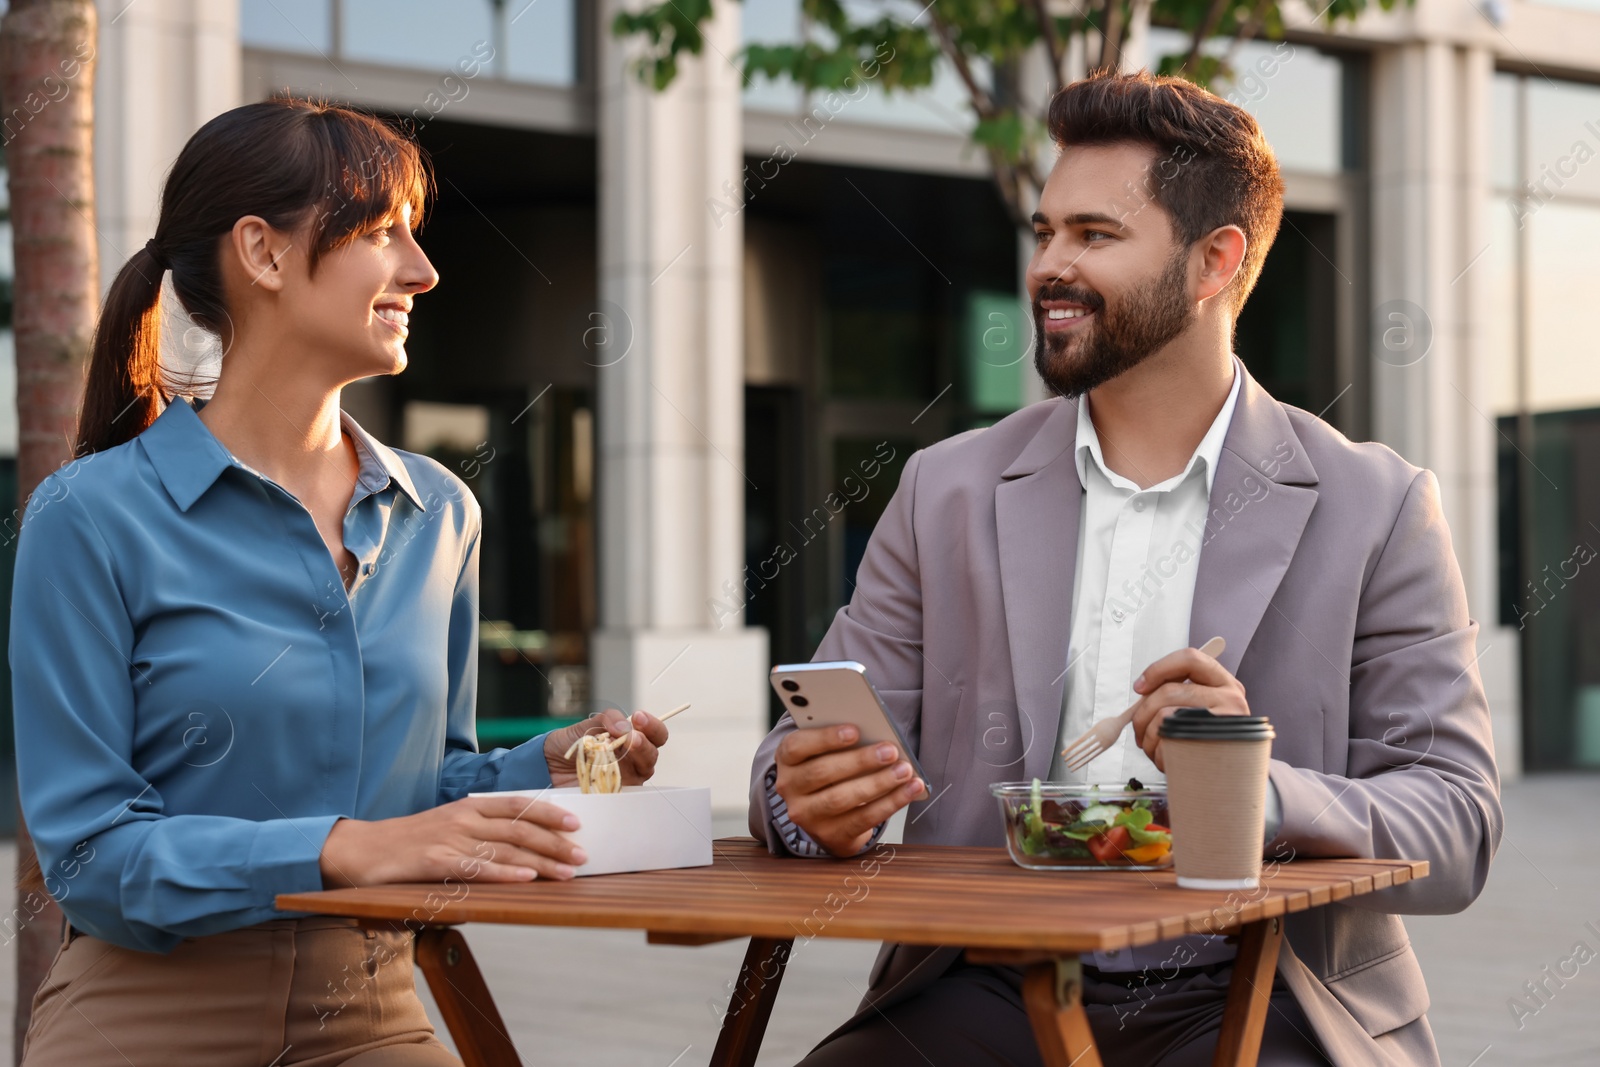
[1133,499,1146,512]
[1111,607,1126,623]
[363,563,375,575]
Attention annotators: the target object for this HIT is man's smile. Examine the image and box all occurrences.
[1040,300,1096,333]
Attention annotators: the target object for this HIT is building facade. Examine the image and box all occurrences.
[4,0,1599,817]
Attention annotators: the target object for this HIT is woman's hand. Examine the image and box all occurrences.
[543,708,670,788]
[318,794,586,888]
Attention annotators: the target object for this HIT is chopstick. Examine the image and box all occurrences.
[604,703,688,744]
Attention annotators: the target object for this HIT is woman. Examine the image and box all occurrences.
[10,96,669,1066]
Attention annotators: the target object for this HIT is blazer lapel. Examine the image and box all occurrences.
[995,399,1082,783]
[1188,371,1320,674]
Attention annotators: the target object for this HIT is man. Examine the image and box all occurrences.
[748,70,1501,1066]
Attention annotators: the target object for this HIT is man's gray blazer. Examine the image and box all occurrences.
[748,367,1502,1066]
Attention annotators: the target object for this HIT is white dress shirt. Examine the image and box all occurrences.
[1047,364,1241,785]
[1050,362,1246,974]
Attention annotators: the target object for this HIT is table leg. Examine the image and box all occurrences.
[1212,917,1285,1067]
[414,926,523,1067]
[710,936,794,1067]
[1021,956,1103,1067]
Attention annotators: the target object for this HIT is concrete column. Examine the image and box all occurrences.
[1369,39,1520,776]
[594,0,768,810]
[93,0,240,291]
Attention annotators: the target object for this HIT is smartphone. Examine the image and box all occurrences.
[769,660,926,787]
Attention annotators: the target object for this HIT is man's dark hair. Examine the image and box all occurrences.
[1047,70,1285,315]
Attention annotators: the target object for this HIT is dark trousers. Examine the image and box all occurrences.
[797,960,1330,1067]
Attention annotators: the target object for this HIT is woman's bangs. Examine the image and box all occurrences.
[308,117,433,261]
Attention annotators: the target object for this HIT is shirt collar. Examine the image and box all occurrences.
[1074,357,1242,496]
[339,406,426,512]
[140,395,426,513]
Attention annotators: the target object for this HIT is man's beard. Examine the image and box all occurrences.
[1032,246,1196,399]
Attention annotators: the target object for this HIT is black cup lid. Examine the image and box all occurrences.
[1157,706,1275,740]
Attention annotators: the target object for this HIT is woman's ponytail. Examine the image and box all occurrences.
[73,240,167,456]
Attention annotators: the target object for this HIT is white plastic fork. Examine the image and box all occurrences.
[1057,635,1226,773]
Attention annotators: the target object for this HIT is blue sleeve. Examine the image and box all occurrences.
[763,765,885,858]
[10,480,342,954]
[435,515,553,803]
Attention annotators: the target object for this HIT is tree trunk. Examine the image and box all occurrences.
[1,0,99,1059]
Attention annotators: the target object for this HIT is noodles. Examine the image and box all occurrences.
[563,705,691,793]
[563,732,628,794]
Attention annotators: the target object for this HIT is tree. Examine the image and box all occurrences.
[1,0,98,1057]
[612,0,1407,228]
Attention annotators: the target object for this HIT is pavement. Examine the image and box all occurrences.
[0,774,1595,1066]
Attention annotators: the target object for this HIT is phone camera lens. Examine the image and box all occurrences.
[790,695,809,707]
[780,680,800,692]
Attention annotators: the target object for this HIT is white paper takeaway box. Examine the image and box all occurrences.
[468,785,713,877]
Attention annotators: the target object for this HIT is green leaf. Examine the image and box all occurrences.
[973,112,1031,161]
[1113,805,1172,846]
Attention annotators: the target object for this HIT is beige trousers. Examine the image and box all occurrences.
[20,916,462,1067]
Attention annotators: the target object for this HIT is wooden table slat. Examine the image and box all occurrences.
[277,841,1428,955]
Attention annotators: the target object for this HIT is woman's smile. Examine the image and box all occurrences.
[374,301,410,336]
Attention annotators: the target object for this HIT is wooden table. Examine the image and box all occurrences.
[278,840,1426,1067]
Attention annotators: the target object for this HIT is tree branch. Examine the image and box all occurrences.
[927,8,998,118]
[1026,0,1065,95]
[1096,0,1126,73]
[1179,0,1232,75]
[1222,0,1275,69]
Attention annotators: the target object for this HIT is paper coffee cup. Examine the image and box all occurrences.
[1159,707,1276,889]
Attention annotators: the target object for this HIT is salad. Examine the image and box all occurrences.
[1008,778,1173,867]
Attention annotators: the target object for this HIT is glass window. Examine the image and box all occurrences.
[1524,78,1600,203]
[1496,406,1600,770]
[241,0,332,54]
[0,331,14,459]
[403,400,491,454]
[825,256,941,400]
[1528,200,1600,413]
[0,174,15,457]
[504,0,577,85]
[834,437,912,604]
[1147,28,1342,174]
[964,291,1028,415]
[1491,71,1520,191]
[1220,39,1343,174]
[1496,72,1600,772]
[341,0,495,72]
[840,58,975,133]
[1485,197,1520,417]
[742,0,804,112]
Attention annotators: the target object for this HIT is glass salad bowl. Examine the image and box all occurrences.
[993,780,1174,871]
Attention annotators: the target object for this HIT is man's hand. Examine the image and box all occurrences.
[545,708,670,788]
[1129,645,1250,771]
[774,724,926,857]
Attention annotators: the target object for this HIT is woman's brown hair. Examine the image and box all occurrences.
[19,95,431,899]
[74,93,433,456]
[1047,70,1285,315]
